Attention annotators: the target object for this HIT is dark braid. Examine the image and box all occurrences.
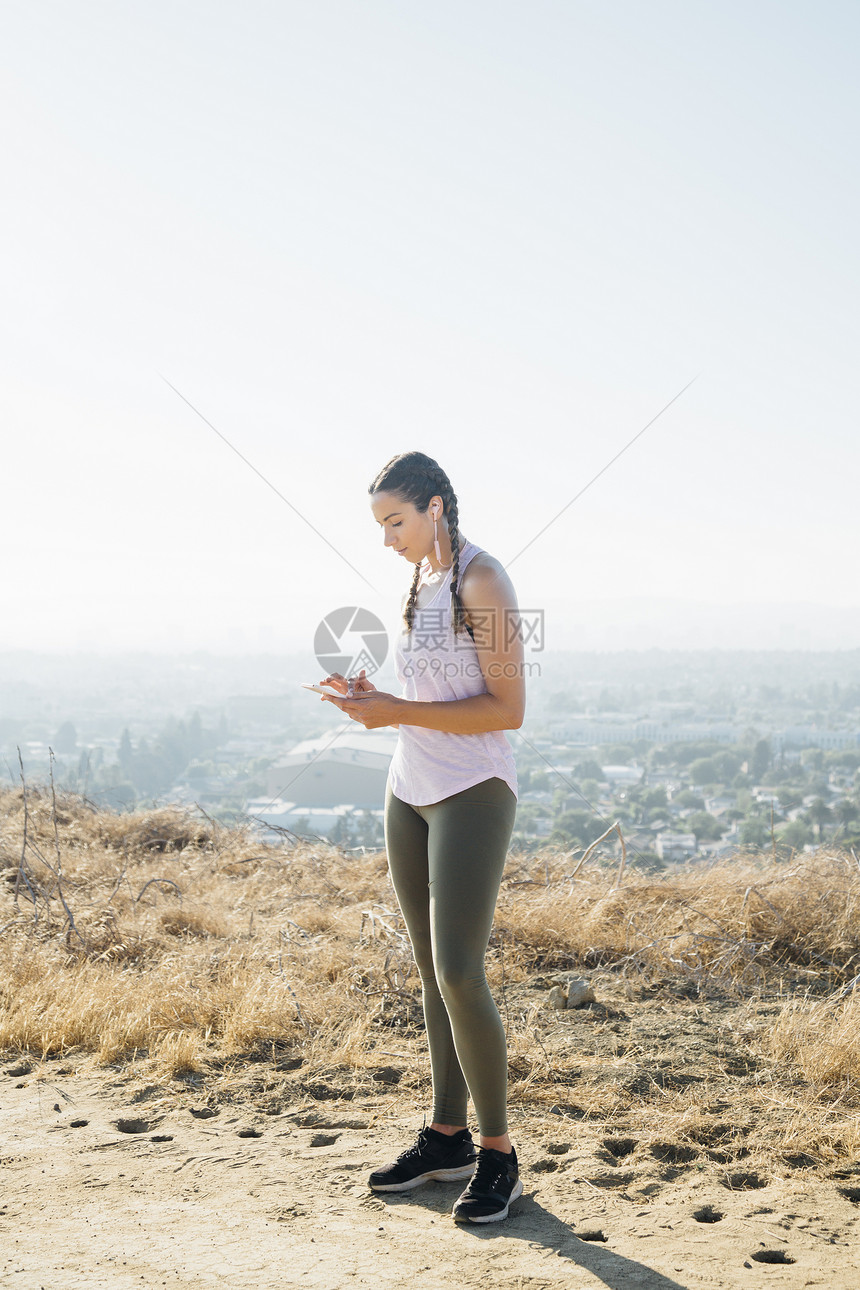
[368,451,468,634]
[404,560,422,633]
[444,490,469,636]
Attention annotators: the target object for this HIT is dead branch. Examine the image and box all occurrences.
[134,877,183,904]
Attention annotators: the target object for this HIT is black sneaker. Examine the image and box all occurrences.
[368,1125,476,1192]
[452,1145,523,1223]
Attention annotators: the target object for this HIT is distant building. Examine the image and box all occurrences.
[266,724,396,808]
[776,727,860,751]
[601,764,643,785]
[245,797,384,842]
[655,831,698,861]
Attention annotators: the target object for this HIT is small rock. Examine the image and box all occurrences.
[566,979,596,1008]
[548,986,568,1009]
[372,1066,402,1085]
[309,1132,339,1147]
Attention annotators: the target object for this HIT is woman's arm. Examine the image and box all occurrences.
[329,555,526,733]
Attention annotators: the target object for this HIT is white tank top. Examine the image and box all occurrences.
[387,540,519,807]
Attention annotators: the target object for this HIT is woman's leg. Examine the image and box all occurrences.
[383,782,470,1128]
[422,779,517,1140]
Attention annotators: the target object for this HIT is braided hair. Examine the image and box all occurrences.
[368,451,469,635]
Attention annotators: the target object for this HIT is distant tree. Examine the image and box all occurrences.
[674,741,723,767]
[689,757,718,786]
[752,739,772,779]
[835,799,859,826]
[119,728,134,774]
[330,816,350,846]
[739,817,770,848]
[54,721,77,754]
[574,759,604,782]
[673,789,704,810]
[776,820,812,850]
[551,810,607,847]
[805,798,832,842]
[638,786,668,812]
[686,811,726,842]
[712,750,743,781]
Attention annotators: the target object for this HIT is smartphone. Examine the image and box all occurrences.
[300,682,344,697]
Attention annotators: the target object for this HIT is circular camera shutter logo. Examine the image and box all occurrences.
[314,606,388,678]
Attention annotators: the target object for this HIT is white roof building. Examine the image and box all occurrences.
[266,724,397,808]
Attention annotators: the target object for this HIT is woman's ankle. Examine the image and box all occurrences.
[479,1133,512,1153]
[429,1121,467,1136]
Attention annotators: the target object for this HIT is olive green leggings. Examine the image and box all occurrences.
[383,777,517,1137]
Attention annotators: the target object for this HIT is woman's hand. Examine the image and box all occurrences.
[317,668,377,699]
[324,689,402,729]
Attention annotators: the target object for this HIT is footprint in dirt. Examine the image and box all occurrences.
[112,1117,158,1134]
[723,1171,768,1191]
[587,1171,636,1189]
[692,1205,724,1223]
[5,1063,32,1078]
[602,1137,638,1162]
[649,1142,698,1165]
[751,1250,795,1264]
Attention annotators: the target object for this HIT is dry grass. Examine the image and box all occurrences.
[2,784,860,1179]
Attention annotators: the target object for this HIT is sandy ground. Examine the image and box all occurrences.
[2,1060,859,1290]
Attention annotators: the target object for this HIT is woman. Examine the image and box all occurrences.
[319,450,525,1224]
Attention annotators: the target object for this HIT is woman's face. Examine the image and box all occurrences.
[370,490,437,564]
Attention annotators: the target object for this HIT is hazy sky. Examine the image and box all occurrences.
[3,1,858,658]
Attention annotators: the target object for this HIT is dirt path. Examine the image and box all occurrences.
[2,1065,858,1289]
